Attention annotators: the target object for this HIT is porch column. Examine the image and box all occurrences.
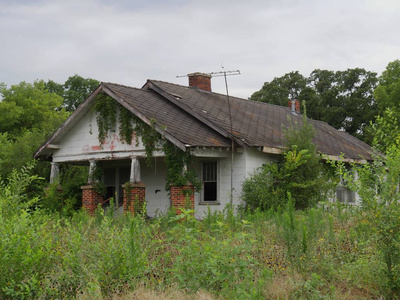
[88,160,97,184]
[81,185,103,216]
[81,160,103,216]
[170,185,194,215]
[123,157,146,215]
[50,162,60,184]
[130,157,141,183]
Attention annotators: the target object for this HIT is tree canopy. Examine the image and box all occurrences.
[250,71,306,106]
[250,68,378,141]
[45,74,99,111]
[0,81,70,179]
[0,80,68,137]
[371,60,400,152]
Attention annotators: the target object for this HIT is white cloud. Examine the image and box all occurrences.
[0,0,399,98]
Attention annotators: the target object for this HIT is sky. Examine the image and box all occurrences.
[0,0,399,99]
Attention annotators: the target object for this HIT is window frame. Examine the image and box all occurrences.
[336,176,356,204]
[199,160,220,205]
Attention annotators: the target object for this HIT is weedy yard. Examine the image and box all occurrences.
[0,167,397,300]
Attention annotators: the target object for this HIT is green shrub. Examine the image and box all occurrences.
[242,104,334,211]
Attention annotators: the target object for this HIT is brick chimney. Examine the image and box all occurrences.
[288,99,300,114]
[188,72,212,92]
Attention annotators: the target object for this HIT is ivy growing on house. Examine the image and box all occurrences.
[92,92,200,191]
[93,93,117,143]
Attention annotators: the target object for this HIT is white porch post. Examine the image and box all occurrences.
[88,160,97,184]
[124,157,145,214]
[50,162,60,184]
[182,162,187,175]
[130,157,141,183]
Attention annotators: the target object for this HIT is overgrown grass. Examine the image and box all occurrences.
[0,165,396,299]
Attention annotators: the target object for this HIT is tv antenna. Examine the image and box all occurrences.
[214,69,240,209]
[177,69,241,208]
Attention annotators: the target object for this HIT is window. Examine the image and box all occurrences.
[202,161,218,202]
[336,177,356,204]
[336,186,356,203]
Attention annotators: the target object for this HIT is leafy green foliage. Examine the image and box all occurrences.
[372,60,400,150]
[0,80,69,183]
[371,107,400,152]
[93,92,118,143]
[93,94,200,191]
[0,130,48,180]
[42,165,88,215]
[334,145,400,298]
[0,162,42,218]
[0,81,68,137]
[250,71,306,106]
[251,68,378,141]
[242,106,333,210]
[163,142,201,191]
[0,164,393,299]
[46,74,100,111]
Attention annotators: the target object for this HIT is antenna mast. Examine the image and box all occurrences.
[176,69,241,209]
[209,69,240,209]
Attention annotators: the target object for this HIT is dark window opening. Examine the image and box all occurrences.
[203,161,217,201]
[104,186,115,207]
[204,182,217,201]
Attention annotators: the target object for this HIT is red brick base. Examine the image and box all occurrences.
[123,183,146,215]
[81,185,104,216]
[170,185,194,215]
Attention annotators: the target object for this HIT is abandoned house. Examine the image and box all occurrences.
[34,73,372,218]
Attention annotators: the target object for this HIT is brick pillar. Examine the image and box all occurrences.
[81,185,103,216]
[123,182,146,215]
[170,185,194,215]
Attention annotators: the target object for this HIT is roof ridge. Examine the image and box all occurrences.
[148,79,300,112]
[145,80,246,147]
[103,82,153,92]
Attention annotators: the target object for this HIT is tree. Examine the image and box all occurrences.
[336,68,378,139]
[306,69,344,129]
[0,81,68,137]
[251,68,379,141]
[378,59,400,87]
[45,75,100,112]
[372,60,400,151]
[0,81,69,180]
[374,60,400,116]
[242,104,333,210]
[250,71,306,106]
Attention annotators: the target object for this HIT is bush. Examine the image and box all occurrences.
[336,145,400,298]
[242,104,333,211]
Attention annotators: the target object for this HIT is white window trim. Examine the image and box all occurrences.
[199,160,220,205]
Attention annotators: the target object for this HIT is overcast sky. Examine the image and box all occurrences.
[1,0,399,99]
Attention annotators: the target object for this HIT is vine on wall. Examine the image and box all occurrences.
[93,93,117,143]
[93,93,200,191]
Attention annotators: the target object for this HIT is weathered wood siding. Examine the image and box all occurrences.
[52,110,146,163]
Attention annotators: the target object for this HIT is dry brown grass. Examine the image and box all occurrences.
[76,284,220,300]
[112,287,219,300]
